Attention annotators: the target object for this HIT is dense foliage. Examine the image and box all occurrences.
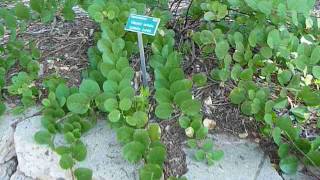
[0,0,319,180]
[190,0,320,174]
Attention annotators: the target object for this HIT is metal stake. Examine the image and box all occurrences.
[137,32,148,87]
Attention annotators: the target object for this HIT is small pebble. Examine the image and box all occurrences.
[238,132,248,139]
[203,118,216,130]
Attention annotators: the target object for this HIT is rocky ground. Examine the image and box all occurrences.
[0,106,319,180]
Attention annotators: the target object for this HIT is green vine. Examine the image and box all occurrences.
[190,0,320,174]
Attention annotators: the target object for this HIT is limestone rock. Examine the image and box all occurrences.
[0,106,40,163]
[0,158,17,180]
[283,173,318,180]
[184,134,282,180]
[10,170,34,180]
[14,116,140,180]
[0,114,15,163]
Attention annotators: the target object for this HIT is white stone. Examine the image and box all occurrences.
[204,96,212,106]
[184,134,282,180]
[256,156,283,180]
[0,114,15,163]
[203,118,216,130]
[0,158,17,180]
[283,173,318,180]
[14,116,140,180]
[10,170,34,180]
[0,106,40,163]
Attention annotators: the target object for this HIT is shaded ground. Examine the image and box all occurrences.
[22,13,96,87]
[159,120,188,179]
[4,9,96,107]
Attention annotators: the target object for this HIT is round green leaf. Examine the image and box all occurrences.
[67,93,90,114]
[155,103,173,119]
[74,168,93,180]
[64,132,76,144]
[240,100,253,115]
[59,154,74,169]
[170,79,193,94]
[55,146,70,155]
[202,139,214,152]
[181,99,201,116]
[215,41,229,60]
[174,90,192,107]
[108,110,121,122]
[204,12,215,21]
[146,146,166,165]
[147,123,161,141]
[264,113,273,125]
[95,93,111,112]
[103,80,118,94]
[121,67,134,80]
[155,88,171,103]
[231,64,242,81]
[62,6,75,21]
[72,141,87,161]
[139,164,162,180]
[15,3,30,20]
[258,0,272,15]
[194,149,206,161]
[119,98,132,111]
[196,127,208,139]
[100,62,115,78]
[209,150,224,161]
[30,0,43,13]
[108,70,122,82]
[122,141,145,163]
[169,68,185,83]
[133,129,151,148]
[133,111,148,128]
[229,87,246,104]
[272,127,282,146]
[280,156,298,174]
[79,79,100,98]
[126,116,137,126]
[260,46,273,59]
[305,151,320,166]
[200,30,214,44]
[240,68,253,80]
[119,87,135,100]
[267,29,281,49]
[312,66,320,79]
[116,126,134,144]
[112,38,125,54]
[187,139,197,149]
[116,57,129,70]
[192,73,207,87]
[178,116,191,129]
[34,131,52,145]
[104,98,118,112]
[278,143,289,158]
[310,46,320,65]
[277,70,292,86]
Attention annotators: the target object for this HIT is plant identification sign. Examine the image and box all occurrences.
[125,14,160,87]
[125,14,160,36]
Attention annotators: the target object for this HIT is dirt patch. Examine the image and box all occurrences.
[159,119,188,179]
[4,10,96,106]
[23,13,96,87]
